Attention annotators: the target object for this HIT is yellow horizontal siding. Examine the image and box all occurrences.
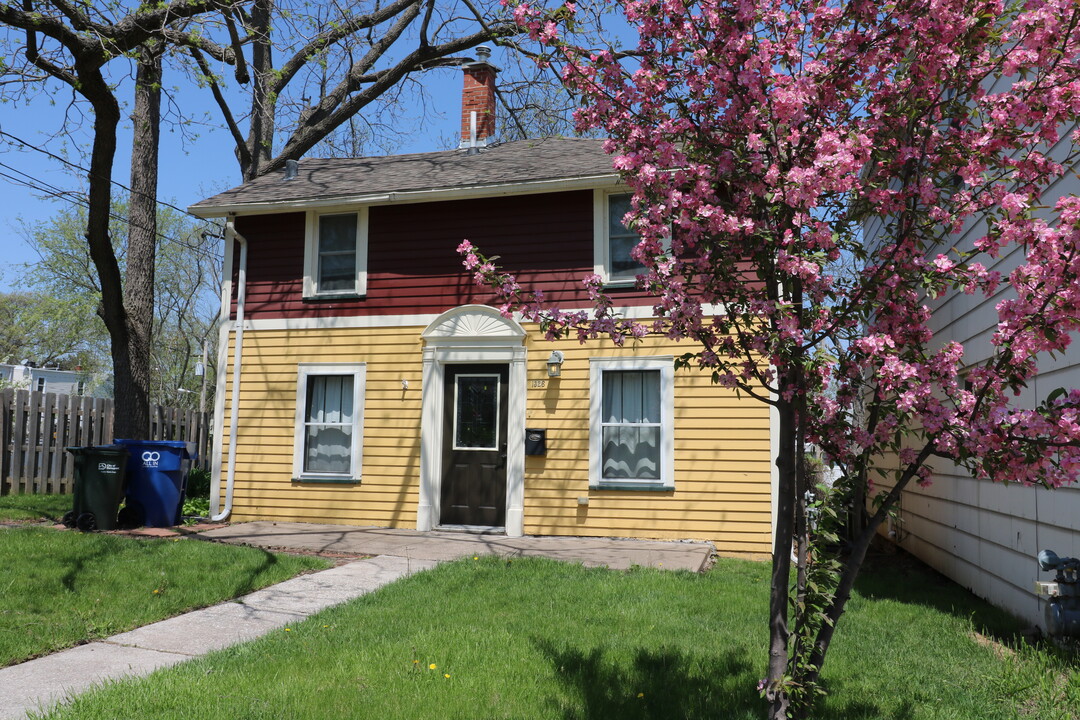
[217,322,773,554]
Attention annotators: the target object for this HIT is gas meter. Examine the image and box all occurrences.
[1035,549,1080,638]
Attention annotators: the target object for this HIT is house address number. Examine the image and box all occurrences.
[530,379,547,388]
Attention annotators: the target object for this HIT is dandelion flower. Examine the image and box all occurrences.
[429,663,437,670]
[285,628,291,632]
[637,693,645,699]
[444,673,451,679]
[473,556,478,560]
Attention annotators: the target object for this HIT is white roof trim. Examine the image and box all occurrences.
[189,174,623,218]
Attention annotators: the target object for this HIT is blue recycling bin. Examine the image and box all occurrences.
[114,440,197,528]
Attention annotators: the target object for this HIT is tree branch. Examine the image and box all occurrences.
[190,47,251,169]
[270,0,422,95]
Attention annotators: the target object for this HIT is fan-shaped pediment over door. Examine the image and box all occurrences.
[420,304,526,344]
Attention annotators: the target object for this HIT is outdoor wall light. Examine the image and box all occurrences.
[546,350,565,378]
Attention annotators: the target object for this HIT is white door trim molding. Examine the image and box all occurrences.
[418,305,527,536]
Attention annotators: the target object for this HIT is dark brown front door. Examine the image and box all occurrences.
[440,364,509,527]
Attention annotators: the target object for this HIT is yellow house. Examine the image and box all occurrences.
[188,57,776,558]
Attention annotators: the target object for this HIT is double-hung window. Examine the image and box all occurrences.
[594,190,644,286]
[293,363,366,482]
[303,209,368,298]
[589,357,674,490]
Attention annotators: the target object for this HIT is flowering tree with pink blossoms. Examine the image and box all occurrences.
[462,0,1080,717]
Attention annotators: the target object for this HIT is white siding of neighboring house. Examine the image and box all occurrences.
[0,364,110,398]
[873,121,1080,629]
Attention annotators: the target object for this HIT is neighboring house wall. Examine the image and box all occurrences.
[0,364,109,397]
[869,126,1080,628]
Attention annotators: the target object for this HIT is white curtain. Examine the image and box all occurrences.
[601,371,660,480]
[305,375,354,473]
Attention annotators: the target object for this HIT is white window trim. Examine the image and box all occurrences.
[302,207,369,298]
[293,362,366,482]
[589,356,675,490]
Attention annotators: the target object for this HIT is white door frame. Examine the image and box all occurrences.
[418,305,527,536]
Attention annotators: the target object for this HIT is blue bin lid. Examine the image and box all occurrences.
[113,439,197,460]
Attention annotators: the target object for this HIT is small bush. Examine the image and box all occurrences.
[186,467,211,498]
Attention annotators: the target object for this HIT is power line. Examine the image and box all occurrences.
[0,160,224,262]
[0,128,222,222]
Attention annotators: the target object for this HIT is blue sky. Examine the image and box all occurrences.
[0,66,468,293]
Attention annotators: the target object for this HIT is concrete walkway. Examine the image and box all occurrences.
[198,521,714,571]
[0,523,712,719]
[0,554,437,720]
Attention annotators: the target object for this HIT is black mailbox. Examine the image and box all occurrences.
[525,428,547,456]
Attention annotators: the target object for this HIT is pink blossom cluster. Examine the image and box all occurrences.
[472,0,1080,492]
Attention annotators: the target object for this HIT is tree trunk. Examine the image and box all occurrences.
[76,66,130,443]
[766,394,797,720]
[801,445,933,690]
[243,0,276,180]
[114,43,162,440]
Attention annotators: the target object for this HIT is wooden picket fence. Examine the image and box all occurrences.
[0,388,209,495]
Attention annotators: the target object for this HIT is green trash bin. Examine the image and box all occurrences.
[62,446,130,532]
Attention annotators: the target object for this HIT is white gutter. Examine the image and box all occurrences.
[210,217,248,521]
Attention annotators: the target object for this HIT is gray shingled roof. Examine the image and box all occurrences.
[190,137,618,216]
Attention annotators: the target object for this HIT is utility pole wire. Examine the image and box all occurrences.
[0,160,223,262]
[0,128,221,222]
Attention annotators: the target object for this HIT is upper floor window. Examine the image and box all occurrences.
[594,190,644,286]
[35,377,46,393]
[303,209,368,298]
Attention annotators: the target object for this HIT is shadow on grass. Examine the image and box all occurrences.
[60,541,112,594]
[853,550,1028,640]
[851,549,1080,675]
[230,547,281,598]
[534,637,760,720]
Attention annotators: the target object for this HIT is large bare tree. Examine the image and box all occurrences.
[0,0,243,438]
[185,0,520,179]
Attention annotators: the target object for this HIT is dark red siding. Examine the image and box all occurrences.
[231,190,656,320]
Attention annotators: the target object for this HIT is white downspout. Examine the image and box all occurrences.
[210,217,247,521]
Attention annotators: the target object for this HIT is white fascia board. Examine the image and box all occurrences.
[188,174,623,218]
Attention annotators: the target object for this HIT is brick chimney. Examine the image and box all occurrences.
[460,46,498,149]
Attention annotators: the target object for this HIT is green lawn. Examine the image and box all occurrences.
[0,526,330,667]
[33,553,1080,720]
[0,493,72,523]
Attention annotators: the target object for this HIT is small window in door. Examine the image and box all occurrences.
[453,374,500,450]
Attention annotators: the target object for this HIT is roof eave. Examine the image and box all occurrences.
[188,173,624,218]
